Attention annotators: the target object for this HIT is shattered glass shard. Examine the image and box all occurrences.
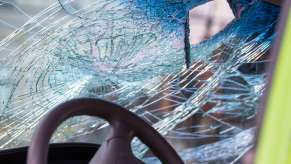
[58,0,96,18]
[0,0,194,149]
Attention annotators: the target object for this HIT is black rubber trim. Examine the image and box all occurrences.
[0,143,100,164]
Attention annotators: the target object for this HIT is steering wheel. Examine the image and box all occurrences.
[27,98,184,164]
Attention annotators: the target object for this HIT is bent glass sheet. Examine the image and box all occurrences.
[0,0,281,163]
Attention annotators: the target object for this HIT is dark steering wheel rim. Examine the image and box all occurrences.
[27,98,183,164]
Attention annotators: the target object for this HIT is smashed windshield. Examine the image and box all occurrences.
[0,0,280,163]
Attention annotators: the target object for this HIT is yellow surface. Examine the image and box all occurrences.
[255,9,291,164]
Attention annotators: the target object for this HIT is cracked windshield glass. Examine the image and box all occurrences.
[0,0,281,163]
